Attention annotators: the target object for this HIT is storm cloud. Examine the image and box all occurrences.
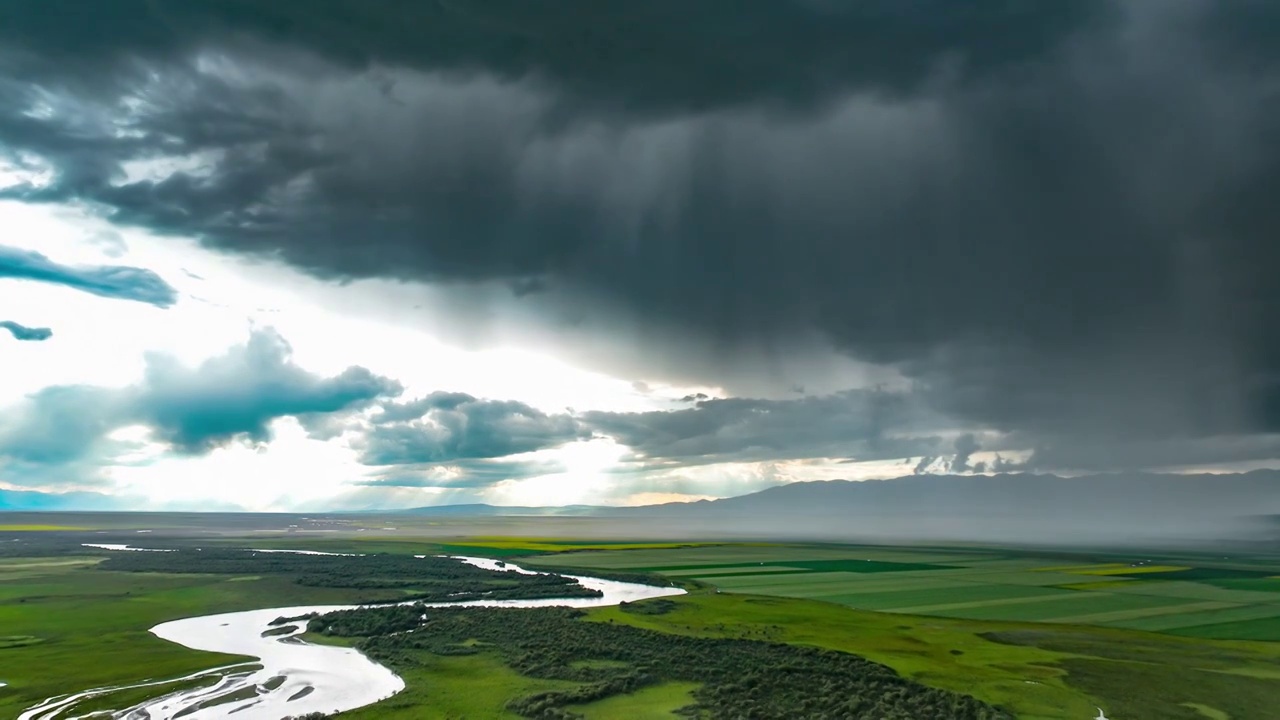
[360,392,587,466]
[582,391,947,467]
[2,1,1280,473]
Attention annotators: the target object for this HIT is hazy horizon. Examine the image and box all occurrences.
[7,470,1279,549]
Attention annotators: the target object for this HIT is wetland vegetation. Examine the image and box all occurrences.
[100,548,606,603]
[3,517,1280,718]
[317,604,1010,719]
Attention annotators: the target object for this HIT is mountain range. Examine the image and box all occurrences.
[398,471,1280,545]
[6,471,1277,545]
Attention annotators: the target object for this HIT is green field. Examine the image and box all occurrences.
[590,592,1280,720]
[568,682,701,719]
[537,544,1280,639]
[340,651,585,719]
[309,633,707,720]
[4,521,1280,719]
[0,555,388,718]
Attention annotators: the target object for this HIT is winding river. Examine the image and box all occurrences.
[19,553,685,720]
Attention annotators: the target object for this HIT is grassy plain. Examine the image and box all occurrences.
[538,543,1280,640]
[568,682,701,719]
[587,589,1280,720]
[0,554,383,718]
[318,584,1280,720]
[336,652,699,720]
[4,517,1280,719]
[265,534,1280,719]
[339,651,584,719]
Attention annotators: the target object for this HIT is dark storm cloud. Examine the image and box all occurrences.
[0,0,1108,113]
[1016,434,1280,475]
[3,0,1280,472]
[0,329,400,484]
[373,392,479,423]
[351,388,957,487]
[0,320,52,341]
[360,393,587,466]
[581,391,946,466]
[0,246,177,307]
[949,434,980,473]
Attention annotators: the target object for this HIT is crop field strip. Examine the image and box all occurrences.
[537,544,1280,639]
[1063,577,1280,601]
[1172,615,1280,641]
[1117,603,1280,631]
[1045,600,1238,625]
[657,565,809,577]
[546,545,994,568]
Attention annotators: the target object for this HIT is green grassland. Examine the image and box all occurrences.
[589,592,1280,720]
[568,681,701,719]
[4,524,1280,719]
[0,535,697,719]
[536,543,1280,640]
[292,536,1280,719]
[336,650,699,720]
[316,587,1280,720]
[339,651,586,719]
[0,555,387,718]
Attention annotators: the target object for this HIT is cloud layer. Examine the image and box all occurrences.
[582,391,945,467]
[0,329,400,486]
[2,1,1279,478]
[361,392,586,466]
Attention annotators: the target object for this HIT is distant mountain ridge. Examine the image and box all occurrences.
[7,472,1277,545]
[397,471,1280,544]
[396,503,604,517]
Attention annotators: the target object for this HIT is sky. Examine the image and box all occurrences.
[1,0,1278,511]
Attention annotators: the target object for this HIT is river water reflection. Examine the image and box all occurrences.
[20,554,685,720]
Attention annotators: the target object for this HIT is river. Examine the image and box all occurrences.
[19,553,685,720]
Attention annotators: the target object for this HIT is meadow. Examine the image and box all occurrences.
[2,517,1280,719]
[589,591,1280,720]
[535,543,1280,641]
[310,559,1280,720]
[329,603,1009,719]
[0,555,334,718]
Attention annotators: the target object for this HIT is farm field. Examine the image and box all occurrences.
[534,543,1280,640]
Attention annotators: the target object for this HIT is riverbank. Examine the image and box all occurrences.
[17,555,684,719]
